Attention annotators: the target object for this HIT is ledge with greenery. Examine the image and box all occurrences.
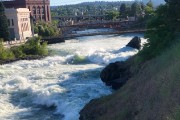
[0,37,48,65]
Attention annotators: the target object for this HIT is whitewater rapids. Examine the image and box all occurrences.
[0,29,145,120]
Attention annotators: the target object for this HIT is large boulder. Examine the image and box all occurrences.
[100,61,131,90]
[126,36,141,50]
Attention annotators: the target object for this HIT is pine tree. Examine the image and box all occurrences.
[119,3,127,18]
[0,2,10,41]
[130,2,142,17]
[165,0,180,31]
[144,0,154,16]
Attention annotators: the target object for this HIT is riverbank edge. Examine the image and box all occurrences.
[79,40,180,120]
[0,55,46,65]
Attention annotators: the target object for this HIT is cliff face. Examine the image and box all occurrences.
[79,40,180,120]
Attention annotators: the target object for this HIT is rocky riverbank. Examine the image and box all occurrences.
[41,37,65,44]
[100,36,141,90]
[79,38,180,120]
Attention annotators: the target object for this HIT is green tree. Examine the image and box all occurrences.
[140,2,145,11]
[130,2,142,17]
[139,0,179,60]
[0,38,14,60]
[34,21,60,37]
[105,11,119,20]
[145,1,154,16]
[119,3,127,18]
[146,1,153,8]
[0,2,10,41]
[164,0,180,31]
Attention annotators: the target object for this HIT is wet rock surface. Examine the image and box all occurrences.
[126,36,141,50]
[100,61,131,90]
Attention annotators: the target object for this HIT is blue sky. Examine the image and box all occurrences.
[50,0,134,6]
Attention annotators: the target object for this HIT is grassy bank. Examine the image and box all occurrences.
[80,38,180,120]
[0,37,48,64]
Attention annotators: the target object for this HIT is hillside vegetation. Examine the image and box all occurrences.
[80,0,180,119]
[80,38,180,120]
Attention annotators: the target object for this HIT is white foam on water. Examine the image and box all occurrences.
[74,28,116,35]
[0,29,146,120]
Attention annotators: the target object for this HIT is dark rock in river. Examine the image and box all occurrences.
[126,36,141,50]
[100,61,131,90]
[41,37,65,44]
[100,36,142,89]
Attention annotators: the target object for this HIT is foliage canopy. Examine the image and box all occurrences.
[0,2,10,41]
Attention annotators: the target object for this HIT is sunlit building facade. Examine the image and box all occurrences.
[5,8,32,40]
[3,0,51,22]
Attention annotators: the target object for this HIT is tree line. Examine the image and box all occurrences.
[105,1,154,20]
[138,0,180,61]
[51,1,133,17]
[51,1,154,20]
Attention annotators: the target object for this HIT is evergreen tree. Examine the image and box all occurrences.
[146,0,153,8]
[119,3,127,18]
[130,2,142,17]
[139,0,179,60]
[165,0,180,31]
[140,2,145,11]
[0,2,10,41]
[105,11,119,20]
[144,0,154,16]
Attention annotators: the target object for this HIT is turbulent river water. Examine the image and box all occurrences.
[0,29,145,120]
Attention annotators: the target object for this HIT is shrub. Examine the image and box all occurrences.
[0,39,15,60]
[138,5,176,61]
[34,21,60,37]
[22,37,48,56]
[0,37,48,62]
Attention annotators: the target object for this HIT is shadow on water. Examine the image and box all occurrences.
[9,90,63,120]
[59,67,103,83]
[8,67,106,120]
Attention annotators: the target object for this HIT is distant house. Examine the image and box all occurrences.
[2,0,51,22]
[5,8,32,40]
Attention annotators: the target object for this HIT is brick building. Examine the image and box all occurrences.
[2,0,51,22]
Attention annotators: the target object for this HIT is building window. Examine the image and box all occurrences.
[37,6,41,14]
[47,5,49,21]
[33,6,36,15]
[8,19,10,26]
[42,6,45,15]
[21,23,23,31]
[12,19,14,26]
[28,6,31,11]
[42,15,45,20]
[26,23,29,31]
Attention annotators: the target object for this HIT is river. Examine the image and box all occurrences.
[0,29,145,120]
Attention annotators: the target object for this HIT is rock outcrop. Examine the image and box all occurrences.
[100,60,132,90]
[41,37,65,44]
[126,36,141,50]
